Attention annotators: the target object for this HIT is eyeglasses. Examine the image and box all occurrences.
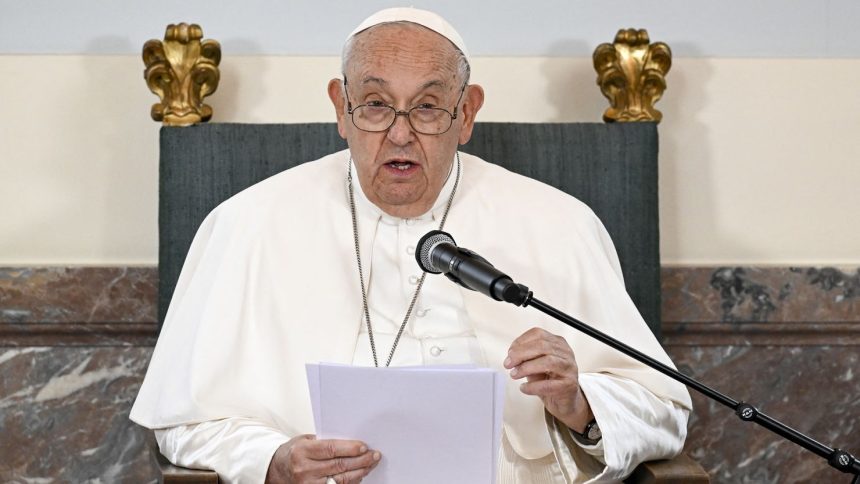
[343,77,466,135]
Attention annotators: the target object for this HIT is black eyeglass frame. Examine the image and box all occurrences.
[342,77,468,135]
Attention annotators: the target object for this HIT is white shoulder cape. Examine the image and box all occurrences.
[131,149,692,459]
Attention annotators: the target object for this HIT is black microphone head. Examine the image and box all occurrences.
[416,230,456,274]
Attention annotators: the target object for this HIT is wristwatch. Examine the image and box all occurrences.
[571,418,602,446]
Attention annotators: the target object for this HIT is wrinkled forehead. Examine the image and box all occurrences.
[348,21,462,60]
[347,23,459,70]
[344,23,463,95]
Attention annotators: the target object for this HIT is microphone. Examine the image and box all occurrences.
[415,230,531,306]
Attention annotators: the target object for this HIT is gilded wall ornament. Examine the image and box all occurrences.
[593,29,672,123]
[143,23,221,126]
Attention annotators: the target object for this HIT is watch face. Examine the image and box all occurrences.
[586,422,601,441]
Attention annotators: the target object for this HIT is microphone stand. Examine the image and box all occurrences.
[415,229,857,480]
[502,284,860,482]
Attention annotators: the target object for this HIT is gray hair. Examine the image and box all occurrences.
[341,21,471,86]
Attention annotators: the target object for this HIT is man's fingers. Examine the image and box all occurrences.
[507,327,551,348]
[509,354,573,380]
[317,450,381,479]
[519,378,572,397]
[505,327,576,370]
[504,339,555,369]
[506,340,573,369]
[328,464,376,484]
[305,439,370,460]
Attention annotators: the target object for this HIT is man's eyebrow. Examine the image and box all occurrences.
[358,77,447,91]
[420,80,447,91]
[360,77,387,86]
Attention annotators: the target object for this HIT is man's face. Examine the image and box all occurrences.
[328,23,483,218]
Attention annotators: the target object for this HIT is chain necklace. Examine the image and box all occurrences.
[348,153,461,367]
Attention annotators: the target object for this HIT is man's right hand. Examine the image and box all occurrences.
[265,434,381,483]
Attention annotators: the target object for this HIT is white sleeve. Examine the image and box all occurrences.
[154,418,292,484]
[547,373,690,483]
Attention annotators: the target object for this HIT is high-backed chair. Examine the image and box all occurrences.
[159,122,660,336]
[155,121,709,483]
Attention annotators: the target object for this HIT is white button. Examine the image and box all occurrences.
[429,346,444,357]
[406,245,416,255]
[405,219,415,226]
[416,308,431,318]
[408,275,420,285]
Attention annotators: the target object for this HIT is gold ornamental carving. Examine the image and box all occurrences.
[143,23,221,126]
[593,29,672,123]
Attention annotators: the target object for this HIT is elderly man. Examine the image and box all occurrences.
[132,7,692,484]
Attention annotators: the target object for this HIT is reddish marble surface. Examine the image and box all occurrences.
[0,267,157,323]
[0,346,158,483]
[662,321,860,346]
[666,344,859,484]
[662,267,860,324]
[0,268,160,481]
[660,267,860,482]
[0,267,158,346]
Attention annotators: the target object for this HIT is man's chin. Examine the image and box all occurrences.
[375,194,431,218]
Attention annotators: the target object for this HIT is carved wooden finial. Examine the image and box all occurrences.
[593,29,672,123]
[142,23,221,126]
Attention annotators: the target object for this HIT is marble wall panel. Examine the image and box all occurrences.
[662,266,860,324]
[662,266,860,346]
[0,267,157,323]
[0,346,157,483]
[0,267,158,346]
[661,266,860,482]
[0,268,160,481]
[666,344,859,484]
[1,265,858,483]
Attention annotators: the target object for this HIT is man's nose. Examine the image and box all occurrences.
[386,112,415,146]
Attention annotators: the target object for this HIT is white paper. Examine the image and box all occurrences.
[306,363,321,432]
[305,363,505,484]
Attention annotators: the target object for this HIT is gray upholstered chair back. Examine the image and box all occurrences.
[159,122,661,338]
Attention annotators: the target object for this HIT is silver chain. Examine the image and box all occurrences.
[348,153,461,367]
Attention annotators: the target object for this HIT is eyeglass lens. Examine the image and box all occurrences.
[352,105,452,135]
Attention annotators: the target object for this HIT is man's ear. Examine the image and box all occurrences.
[328,78,348,139]
[457,84,485,145]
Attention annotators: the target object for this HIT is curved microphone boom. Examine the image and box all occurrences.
[415,230,531,306]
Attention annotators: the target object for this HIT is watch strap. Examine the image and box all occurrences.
[570,418,602,446]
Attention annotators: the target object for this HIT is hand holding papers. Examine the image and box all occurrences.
[306,363,505,484]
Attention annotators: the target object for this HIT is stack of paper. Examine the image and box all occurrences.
[306,363,505,484]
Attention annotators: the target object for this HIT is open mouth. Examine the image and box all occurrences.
[388,161,414,170]
[384,160,418,174]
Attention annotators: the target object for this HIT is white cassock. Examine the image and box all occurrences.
[131,149,692,483]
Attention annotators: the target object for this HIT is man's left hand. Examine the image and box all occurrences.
[504,327,594,432]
